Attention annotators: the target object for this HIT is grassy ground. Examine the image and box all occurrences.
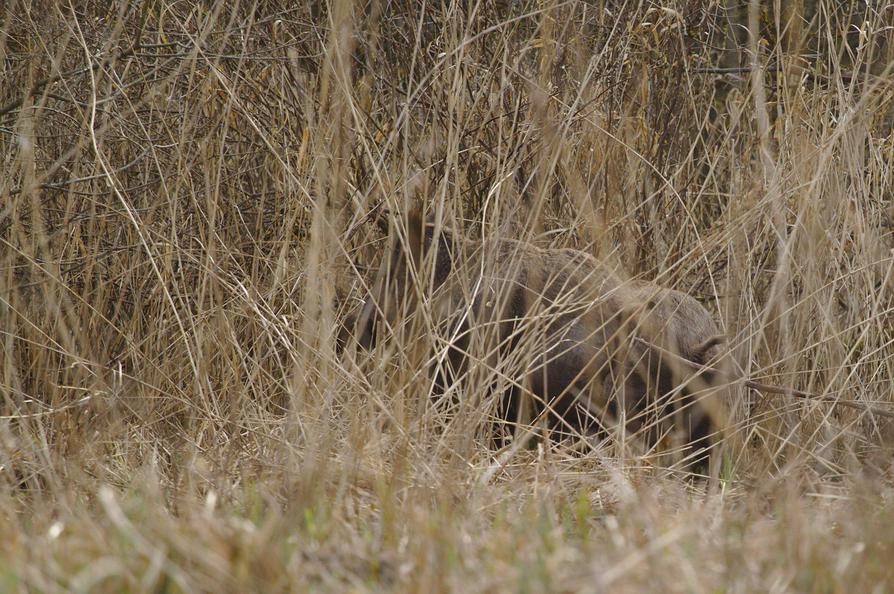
[1,1,893,592]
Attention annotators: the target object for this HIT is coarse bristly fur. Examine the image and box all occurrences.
[348,209,733,471]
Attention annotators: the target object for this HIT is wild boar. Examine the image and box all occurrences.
[348,209,729,468]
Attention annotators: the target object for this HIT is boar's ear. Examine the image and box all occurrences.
[372,205,391,235]
[421,212,442,242]
[422,211,456,242]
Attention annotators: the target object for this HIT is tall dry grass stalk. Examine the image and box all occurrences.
[1,1,893,591]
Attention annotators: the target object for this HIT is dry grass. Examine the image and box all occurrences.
[1,1,893,592]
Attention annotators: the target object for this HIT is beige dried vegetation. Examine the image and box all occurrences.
[1,1,893,592]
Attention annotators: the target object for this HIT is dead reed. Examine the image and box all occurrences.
[1,1,892,591]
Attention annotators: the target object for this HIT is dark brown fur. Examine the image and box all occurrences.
[349,210,729,467]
